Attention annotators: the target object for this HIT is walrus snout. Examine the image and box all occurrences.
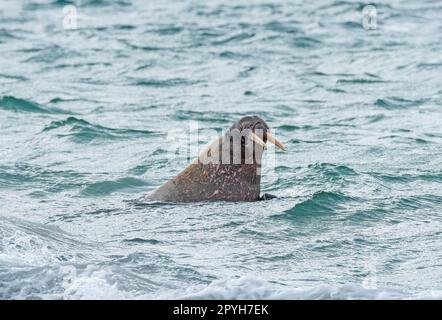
[230,115,286,151]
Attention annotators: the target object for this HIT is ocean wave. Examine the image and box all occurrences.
[0,216,116,300]
[371,171,442,183]
[4,266,442,300]
[375,97,428,109]
[290,138,325,144]
[0,163,85,192]
[277,191,356,219]
[264,21,301,34]
[21,45,78,64]
[0,263,132,300]
[1,215,440,300]
[172,110,234,123]
[394,194,442,210]
[0,73,28,81]
[337,78,385,84]
[276,124,316,132]
[42,117,154,143]
[123,238,161,245]
[364,114,385,124]
[219,51,251,59]
[80,177,151,197]
[0,216,90,267]
[171,276,430,300]
[24,0,131,10]
[149,26,183,36]
[291,36,322,48]
[417,62,442,69]
[119,39,188,52]
[308,163,358,180]
[131,78,202,87]
[211,32,255,45]
[266,163,358,192]
[0,96,69,114]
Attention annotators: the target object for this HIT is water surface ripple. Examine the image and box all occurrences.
[1,0,442,299]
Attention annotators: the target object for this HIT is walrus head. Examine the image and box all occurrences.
[224,115,285,165]
[148,116,285,202]
[198,115,285,166]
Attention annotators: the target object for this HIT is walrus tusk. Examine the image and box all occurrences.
[250,132,267,149]
[266,131,286,151]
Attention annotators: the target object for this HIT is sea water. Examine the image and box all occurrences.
[1,0,442,299]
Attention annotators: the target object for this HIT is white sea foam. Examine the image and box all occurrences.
[167,276,403,300]
[1,217,442,300]
[163,276,442,300]
[59,265,138,300]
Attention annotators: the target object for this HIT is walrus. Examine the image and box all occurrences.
[146,116,285,202]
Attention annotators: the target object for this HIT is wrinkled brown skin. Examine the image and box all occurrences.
[146,116,269,203]
[149,163,261,202]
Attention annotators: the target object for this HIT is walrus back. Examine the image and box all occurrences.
[148,163,260,202]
